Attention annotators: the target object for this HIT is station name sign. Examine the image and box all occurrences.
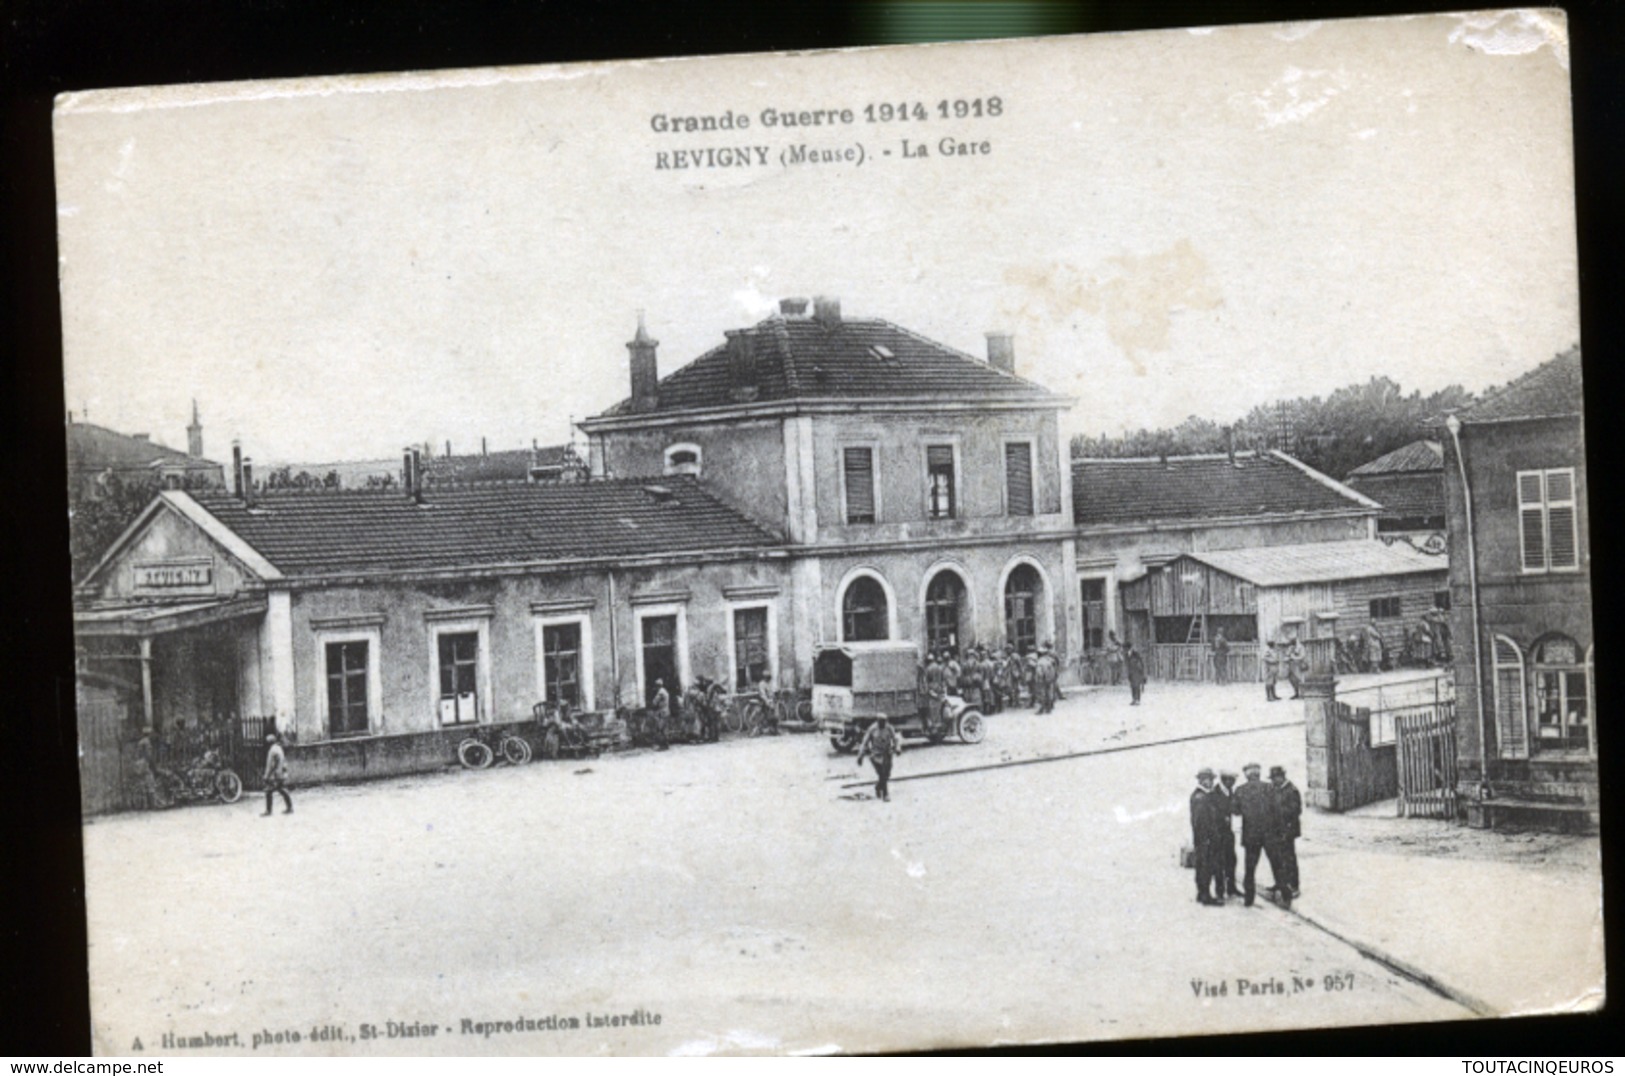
[133,561,214,591]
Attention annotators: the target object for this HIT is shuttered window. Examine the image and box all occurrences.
[1005,442,1034,516]
[926,444,956,519]
[1491,635,1528,759]
[1518,468,1579,572]
[843,447,876,523]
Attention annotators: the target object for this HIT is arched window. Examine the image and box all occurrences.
[663,443,701,477]
[1531,634,1591,755]
[842,575,890,642]
[1004,564,1042,654]
[1491,635,1527,760]
[924,571,968,653]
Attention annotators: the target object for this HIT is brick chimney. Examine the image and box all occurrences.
[627,310,660,412]
[725,330,759,403]
[779,297,809,317]
[985,332,1015,373]
[812,295,842,330]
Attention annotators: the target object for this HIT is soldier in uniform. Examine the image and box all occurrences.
[856,714,903,802]
[923,651,947,726]
[1364,621,1386,672]
[1189,767,1227,905]
[1106,631,1124,686]
[981,647,1003,714]
[961,646,985,710]
[1215,769,1240,898]
[1270,765,1303,899]
[1286,637,1307,699]
[1000,646,1022,711]
[1212,629,1231,686]
[1036,643,1059,713]
[944,648,963,698]
[1232,762,1289,907]
[1262,641,1282,702]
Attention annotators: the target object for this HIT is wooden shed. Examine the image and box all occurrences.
[1119,539,1449,681]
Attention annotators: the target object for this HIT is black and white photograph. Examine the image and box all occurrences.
[38,8,1602,1056]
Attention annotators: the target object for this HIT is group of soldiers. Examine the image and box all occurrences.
[1188,762,1302,908]
[1260,638,1309,702]
[920,643,1063,715]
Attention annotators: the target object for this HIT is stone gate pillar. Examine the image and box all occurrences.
[1301,673,1339,810]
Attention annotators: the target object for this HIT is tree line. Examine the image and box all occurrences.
[1069,376,1476,480]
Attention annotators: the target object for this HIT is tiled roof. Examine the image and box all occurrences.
[1457,347,1583,424]
[598,313,1060,417]
[186,477,782,576]
[66,422,218,472]
[1344,471,1445,521]
[1183,539,1447,588]
[1346,440,1443,477]
[1072,450,1376,527]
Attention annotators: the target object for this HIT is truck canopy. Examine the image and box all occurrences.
[812,643,920,693]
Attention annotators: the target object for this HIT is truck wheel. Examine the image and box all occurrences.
[215,770,243,804]
[458,738,494,770]
[956,711,986,744]
[830,727,859,754]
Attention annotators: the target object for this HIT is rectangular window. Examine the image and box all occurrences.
[1005,442,1034,516]
[926,444,956,519]
[542,623,583,709]
[843,447,875,524]
[1519,468,1579,572]
[1369,596,1402,620]
[1080,578,1107,650]
[436,631,479,725]
[325,640,370,736]
[733,607,770,691]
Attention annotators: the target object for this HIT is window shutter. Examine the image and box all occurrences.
[844,447,875,522]
[1005,442,1034,516]
[1518,472,1546,571]
[1491,636,1529,760]
[1545,470,1578,569]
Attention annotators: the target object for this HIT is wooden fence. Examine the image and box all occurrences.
[1396,704,1459,819]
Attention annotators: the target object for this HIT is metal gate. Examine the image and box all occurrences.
[1396,703,1459,819]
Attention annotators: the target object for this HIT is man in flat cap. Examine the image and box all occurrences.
[1231,761,1289,907]
[1270,764,1303,899]
[1188,768,1228,906]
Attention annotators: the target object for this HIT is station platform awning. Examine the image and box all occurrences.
[73,595,268,637]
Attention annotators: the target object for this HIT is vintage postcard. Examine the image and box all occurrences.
[55,10,1598,1056]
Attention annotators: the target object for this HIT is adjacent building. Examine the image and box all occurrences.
[1070,449,1388,678]
[66,401,225,498]
[1345,439,1447,546]
[1442,347,1594,826]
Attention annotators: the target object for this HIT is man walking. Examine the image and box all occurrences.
[1232,762,1288,907]
[1124,642,1146,705]
[1212,629,1230,686]
[1189,767,1227,906]
[856,715,902,802]
[261,731,293,816]
[1269,765,1303,899]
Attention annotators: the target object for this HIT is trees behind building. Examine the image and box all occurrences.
[1071,376,1475,480]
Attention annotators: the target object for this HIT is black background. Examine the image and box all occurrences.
[3,0,1619,1058]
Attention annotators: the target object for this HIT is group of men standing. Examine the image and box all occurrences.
[920,643,1063,715]
[1188,762,1301,908]
[1260,638,1309,702]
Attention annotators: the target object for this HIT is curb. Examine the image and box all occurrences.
[1274,900,1498,1017]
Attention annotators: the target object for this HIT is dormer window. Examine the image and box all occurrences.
[663,443,702,477]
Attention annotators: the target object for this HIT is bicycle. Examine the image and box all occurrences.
[457,724,533,769]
